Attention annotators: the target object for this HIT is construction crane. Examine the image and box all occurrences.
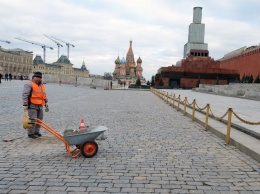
[50,36,74,59]
[43,34,63,60]
[15,37,53,63]
[0,39,11,44]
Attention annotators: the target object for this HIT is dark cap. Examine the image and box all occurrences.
[33,72,42,78]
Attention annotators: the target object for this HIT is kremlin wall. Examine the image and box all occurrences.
[219,45,260,79]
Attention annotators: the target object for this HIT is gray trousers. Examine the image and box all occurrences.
[28,106,43,135]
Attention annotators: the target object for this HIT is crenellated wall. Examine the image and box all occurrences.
[219,48,260,80]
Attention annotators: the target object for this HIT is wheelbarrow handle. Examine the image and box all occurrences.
[28,118,35,124]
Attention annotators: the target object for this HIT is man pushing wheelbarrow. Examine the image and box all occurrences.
[30,118,107,158]
[22,72,107,158]
[22,72,48,139]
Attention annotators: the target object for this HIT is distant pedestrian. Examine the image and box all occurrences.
[20,75,23,81]
[110,81,113,89]
[5,73,8,81]
[0,73,2,84]
[59,80,62,85]
[123,81,126,89]
[22,72,48,139]
[9,73,12,81]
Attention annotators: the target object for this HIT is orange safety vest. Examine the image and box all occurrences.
[30,81,46,106]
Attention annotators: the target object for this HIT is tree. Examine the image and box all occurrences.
[151,76,155,86]
[196,76,201,87]
[146,80,150,85]
[103,72,112,80]
[241,74,245,83]
[254,74,260,83]
[249,75,254,83]
[135,77,141,86]
[235,76,240,83]
[245,75,249,83]
[158,77,164,86]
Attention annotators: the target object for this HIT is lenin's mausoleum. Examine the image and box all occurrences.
[155,7,260,88]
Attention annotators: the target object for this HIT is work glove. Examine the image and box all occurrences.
[23,105,28,111]
[45,104,49,112]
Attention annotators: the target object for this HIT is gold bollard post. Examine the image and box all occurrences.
[172,94,175,108]
[192,99,196,121]
[204,104,210,130]
[162,91,165,100]
[170,92,173,106]
[183,97,187,115]
[225,108,233,144]
[177,95,180,111]
[163,91,165,101]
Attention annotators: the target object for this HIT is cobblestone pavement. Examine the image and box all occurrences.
[0,80,260,194]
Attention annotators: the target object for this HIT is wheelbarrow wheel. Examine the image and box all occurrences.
[81,141,98,158]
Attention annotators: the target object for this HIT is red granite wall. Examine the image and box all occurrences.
[156,56,239,88]
[180,78,227,88]
[155,77,227,88]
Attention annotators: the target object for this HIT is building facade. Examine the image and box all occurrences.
[113,40,144,83]
[0,45,89,79]
[0,47,33,79]
[33,55,89,78]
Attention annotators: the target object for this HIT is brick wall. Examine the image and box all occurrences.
[220,48,260,79]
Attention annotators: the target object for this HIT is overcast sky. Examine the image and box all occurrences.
[1,0,260,80]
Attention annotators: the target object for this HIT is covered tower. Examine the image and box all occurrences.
[126,40,135,75]
[136,56,143,77]
[81,59,87,70]
[183,7,208,58]
[113,56,121,78]
[129,62,135,77]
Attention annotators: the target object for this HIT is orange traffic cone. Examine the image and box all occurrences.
[79,119,85,129]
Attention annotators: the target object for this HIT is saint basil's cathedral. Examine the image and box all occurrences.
[113,40,145,83]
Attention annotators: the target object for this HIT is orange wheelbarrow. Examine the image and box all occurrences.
[32,118,108,158]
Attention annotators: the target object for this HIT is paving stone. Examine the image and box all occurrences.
[121,187,138,192]
[86,186,105,192]
[27,186,47,191]
[0,81,259,193]
[8,185,28,190]
[45,192,68,194]
[66,186,86,191]
[8,190,28,194]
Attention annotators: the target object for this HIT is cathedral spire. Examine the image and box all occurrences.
[126,40,135,63]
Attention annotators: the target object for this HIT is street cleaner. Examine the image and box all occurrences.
[22,72,48,139]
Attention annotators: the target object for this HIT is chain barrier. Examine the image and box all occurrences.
[151,88,260,128]
[209,107,228,120]
[232,111,260,125]
[186,99,194,106]
[195,102,207,111]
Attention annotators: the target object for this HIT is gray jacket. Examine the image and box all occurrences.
[22,81,45,108]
